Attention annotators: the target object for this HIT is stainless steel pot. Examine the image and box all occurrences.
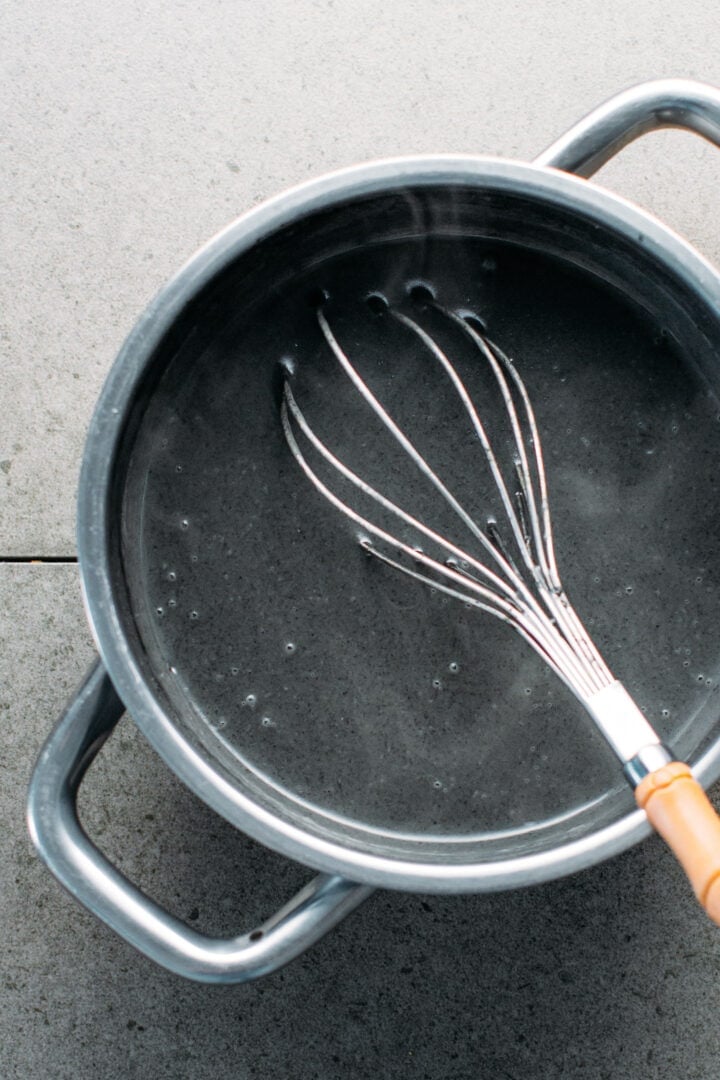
[28,80,720,982]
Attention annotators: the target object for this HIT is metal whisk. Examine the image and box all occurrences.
[281,288,720,922]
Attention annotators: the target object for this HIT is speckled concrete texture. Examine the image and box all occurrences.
[4,1,720,1077]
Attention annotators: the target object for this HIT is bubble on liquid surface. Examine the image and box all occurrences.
[180,518,189,529]
[448,661,459,674]
[156,606,164,616]
[366,292,389,315]
[189,610,199,620]
[432,678,442,690]
[261,716,274,727]
[168,597,176,608]
[432,779,443,790]
[168,571,177,582]
[285,642,296,655]
[244,693,257,708]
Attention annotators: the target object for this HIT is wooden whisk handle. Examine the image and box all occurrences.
[635,762,720,923]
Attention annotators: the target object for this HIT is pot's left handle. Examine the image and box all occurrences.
[27,662,372,984]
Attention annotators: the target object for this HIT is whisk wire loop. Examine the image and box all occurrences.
[282,297,620,707]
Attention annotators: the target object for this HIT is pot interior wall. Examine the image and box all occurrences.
[115,183,720,867]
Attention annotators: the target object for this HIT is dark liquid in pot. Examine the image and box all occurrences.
[122,237,720,842]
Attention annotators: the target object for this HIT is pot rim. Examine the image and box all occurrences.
[77,154,720,892]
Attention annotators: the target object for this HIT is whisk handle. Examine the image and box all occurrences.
[636,762,720,924]
[535,78,720,178]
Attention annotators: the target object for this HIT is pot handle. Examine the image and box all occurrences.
[535,78,720,177]
[27,662,372,984]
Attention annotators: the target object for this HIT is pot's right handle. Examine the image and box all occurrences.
[535,78,720,177]
[27,662,372,984]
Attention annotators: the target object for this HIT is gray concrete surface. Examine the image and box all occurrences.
[4,2,720,1077]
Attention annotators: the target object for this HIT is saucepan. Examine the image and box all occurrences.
[28,80,720,982]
